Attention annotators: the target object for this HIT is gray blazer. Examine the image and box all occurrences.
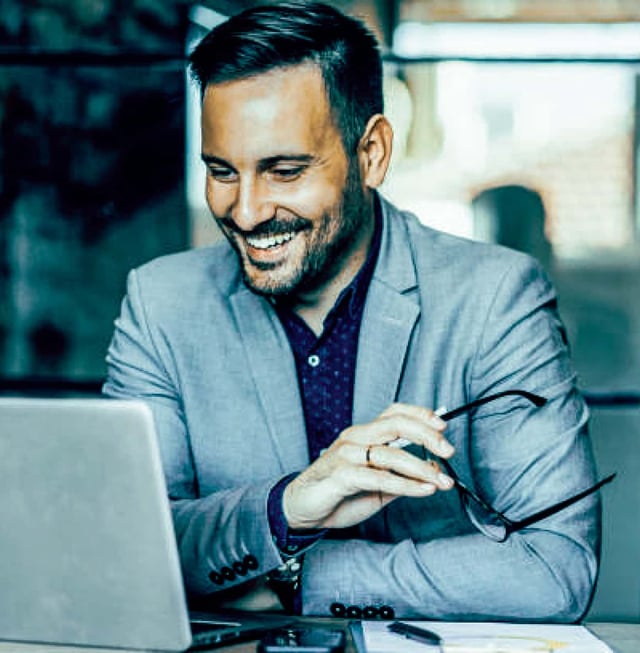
[104,195,599,620]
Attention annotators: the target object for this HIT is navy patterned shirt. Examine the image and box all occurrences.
[266,200,382,556]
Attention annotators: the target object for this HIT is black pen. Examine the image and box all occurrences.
[387,621,442,648]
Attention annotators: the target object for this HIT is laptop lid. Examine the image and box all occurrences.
[0,397,192,651]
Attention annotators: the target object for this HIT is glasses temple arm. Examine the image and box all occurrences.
[509,472,617,531]
[440,390,547,421]
[438,458,512,522]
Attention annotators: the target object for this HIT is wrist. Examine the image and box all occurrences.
[268,473,300,548]
[283,481,319,531]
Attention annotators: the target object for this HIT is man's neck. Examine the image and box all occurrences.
[290,217,375,336]
[291,260,365,336]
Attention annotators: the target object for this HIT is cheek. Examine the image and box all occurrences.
[278,179,344,219]
[205,178,233,217]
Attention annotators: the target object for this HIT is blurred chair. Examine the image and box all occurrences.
[472,184,553,272]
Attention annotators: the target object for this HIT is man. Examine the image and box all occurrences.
[104,1,601,620]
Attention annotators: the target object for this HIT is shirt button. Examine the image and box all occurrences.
[307,354,320,367]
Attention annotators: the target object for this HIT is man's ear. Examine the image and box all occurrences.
[357,114,393,189]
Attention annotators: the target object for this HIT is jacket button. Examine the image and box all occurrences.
[208,571,224,585]
[346,605,362,618]
[378,605,395,620]
[362,606,379,619]
[233,560,247,576]
[244,554,259,570]
[221,566,236,581]
[330,602,346,617]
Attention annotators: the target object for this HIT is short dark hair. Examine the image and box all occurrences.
[188,1,383,155]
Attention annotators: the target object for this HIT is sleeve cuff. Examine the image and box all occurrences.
[267,473,327,556]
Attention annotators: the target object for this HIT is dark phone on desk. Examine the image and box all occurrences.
[257,627,345,653]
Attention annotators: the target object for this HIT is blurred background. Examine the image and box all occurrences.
[1,0,639,622]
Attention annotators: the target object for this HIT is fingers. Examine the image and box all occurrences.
[365,443,454,489]
[341,403,455,458]
[342,464,439,498]
[324,438,452,490]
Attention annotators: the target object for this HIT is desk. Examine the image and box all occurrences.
[211,621,640,653]
[0,622,636,653]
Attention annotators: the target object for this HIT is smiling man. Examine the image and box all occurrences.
[104,1,601,621]
[200,63,376,328]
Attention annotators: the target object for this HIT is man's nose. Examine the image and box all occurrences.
[230,177,274,232]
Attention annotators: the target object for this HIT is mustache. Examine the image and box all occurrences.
[217,215,312,237]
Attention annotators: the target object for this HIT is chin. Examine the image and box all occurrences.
[240,254,306,296]
[242,269,300,298]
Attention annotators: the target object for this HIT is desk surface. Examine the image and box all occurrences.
[221,622,640,653]
[0,621,637,653]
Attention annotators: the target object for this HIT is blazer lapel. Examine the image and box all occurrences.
[353,281,420,424]
[230,288,309,471]
[353,197,421,424]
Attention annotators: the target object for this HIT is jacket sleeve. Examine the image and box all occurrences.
[103,269,287,598]
[301,257,600,621]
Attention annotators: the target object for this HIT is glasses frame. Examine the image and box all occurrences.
[426,389,616,542]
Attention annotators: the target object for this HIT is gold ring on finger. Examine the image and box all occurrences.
[366,445,374,467]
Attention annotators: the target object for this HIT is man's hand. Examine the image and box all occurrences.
[282,403,455,531]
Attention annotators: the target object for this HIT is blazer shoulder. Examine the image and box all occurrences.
[402,210,547,282]
[133,241,240,294]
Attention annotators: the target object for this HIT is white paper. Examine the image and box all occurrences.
[361,621,613,653]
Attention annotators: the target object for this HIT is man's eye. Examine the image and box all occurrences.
[271,166,304,180]
[208,167,237,182]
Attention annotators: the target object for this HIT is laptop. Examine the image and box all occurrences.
[0,396,291,651]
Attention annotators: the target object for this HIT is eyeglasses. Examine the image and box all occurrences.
[426,389,616,542]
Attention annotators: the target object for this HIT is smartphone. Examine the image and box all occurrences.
[257,627,346,653]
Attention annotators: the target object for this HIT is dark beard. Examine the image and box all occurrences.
[291,161,370,296]
[217,159,372,299]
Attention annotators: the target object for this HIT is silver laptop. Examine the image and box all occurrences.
[0,397,290,651]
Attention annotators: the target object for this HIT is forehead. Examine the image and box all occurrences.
[200,64,342,159]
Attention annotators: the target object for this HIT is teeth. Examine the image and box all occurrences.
[246,232,295,250]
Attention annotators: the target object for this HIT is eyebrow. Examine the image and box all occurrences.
[201,154,229,166]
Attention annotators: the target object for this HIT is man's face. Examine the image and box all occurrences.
[200,64,373,298]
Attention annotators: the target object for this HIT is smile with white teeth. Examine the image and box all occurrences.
[245,231,296,250]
